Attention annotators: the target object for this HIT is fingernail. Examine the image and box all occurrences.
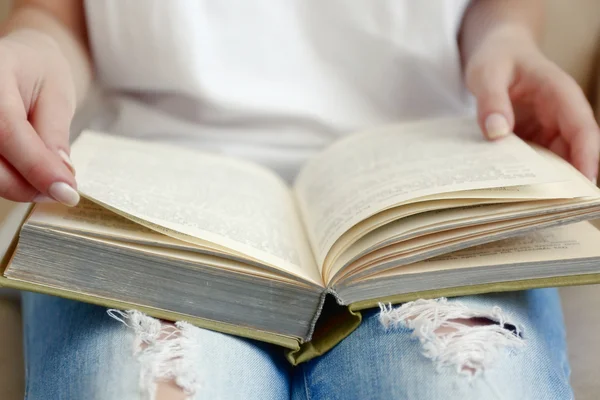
[32,194,55,203]
[485,113,511,139]
[58,149,76,175]
[48,182,80,207]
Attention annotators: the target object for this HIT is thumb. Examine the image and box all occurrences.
[466,60,515,140]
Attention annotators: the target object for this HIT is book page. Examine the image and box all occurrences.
[337,204,600,286]
[29,199,207,249]
[26,200,318,286]
[70,132,322,286]
[324,179,600,276]
[328,198,600,282]
[371,222,600,278]
[294,118,565,267]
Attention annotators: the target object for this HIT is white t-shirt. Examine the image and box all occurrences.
[84,0,474,182]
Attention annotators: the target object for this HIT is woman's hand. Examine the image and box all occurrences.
[0,29,78,205]
[0,1,91,205]
[460,0,599,182]
[465,26,600,182]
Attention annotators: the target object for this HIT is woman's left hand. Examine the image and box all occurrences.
[465,26,600,182]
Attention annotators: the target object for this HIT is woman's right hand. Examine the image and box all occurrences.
[0,29,79,206]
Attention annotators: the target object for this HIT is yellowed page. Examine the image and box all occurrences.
[371,222,600,279]
[322,181,600,278]
[294,118,565,269]
[40,228,311,287]
[29,199,225,252]
[27,200,320,285]
[322,143,600,282]
[70,131,322,286]
[328,198,600,280]
[338,206,599,284]
[323,198,510,274]
[30,201,257,268]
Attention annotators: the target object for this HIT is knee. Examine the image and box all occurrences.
[109,310,201,400]
[379,298,524,377]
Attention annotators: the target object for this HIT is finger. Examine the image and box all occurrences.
[568,127,599,182]
[549,73,600,181]
[547,135,570,161]
[466,58,515,140]
[513,108,539,141]
[0,80,79,206]
[0,156,38,202]
[29,75,76,174]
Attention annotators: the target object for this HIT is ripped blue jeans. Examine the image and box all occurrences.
[21,288,572,400]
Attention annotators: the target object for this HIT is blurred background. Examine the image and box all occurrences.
[0,0,598,399]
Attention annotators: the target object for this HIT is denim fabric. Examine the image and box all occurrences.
[292,289,572,400]
[22,288,572,400]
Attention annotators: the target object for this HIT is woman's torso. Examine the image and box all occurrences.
[84,0,473,182]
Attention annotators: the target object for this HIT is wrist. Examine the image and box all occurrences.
[2,5,92,104]
[460,0,544,69]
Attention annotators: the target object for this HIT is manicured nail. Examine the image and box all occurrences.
[485,113,511,139]
[58,149,76,175]
[32,194,55,203]
[48,182,80,207]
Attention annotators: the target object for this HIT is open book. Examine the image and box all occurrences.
[4,117,600,364]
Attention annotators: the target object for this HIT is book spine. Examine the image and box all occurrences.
[305,290,328,342]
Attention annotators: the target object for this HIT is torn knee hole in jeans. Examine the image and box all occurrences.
[379,298,525,378]
[108,309,202,400]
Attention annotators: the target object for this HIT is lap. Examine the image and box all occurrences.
[292,288,572,400]
[22,288,572,400]
[22,292,290,400]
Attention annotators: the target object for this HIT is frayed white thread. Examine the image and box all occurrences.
[107,309,203,400]
[379,298,525,379]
